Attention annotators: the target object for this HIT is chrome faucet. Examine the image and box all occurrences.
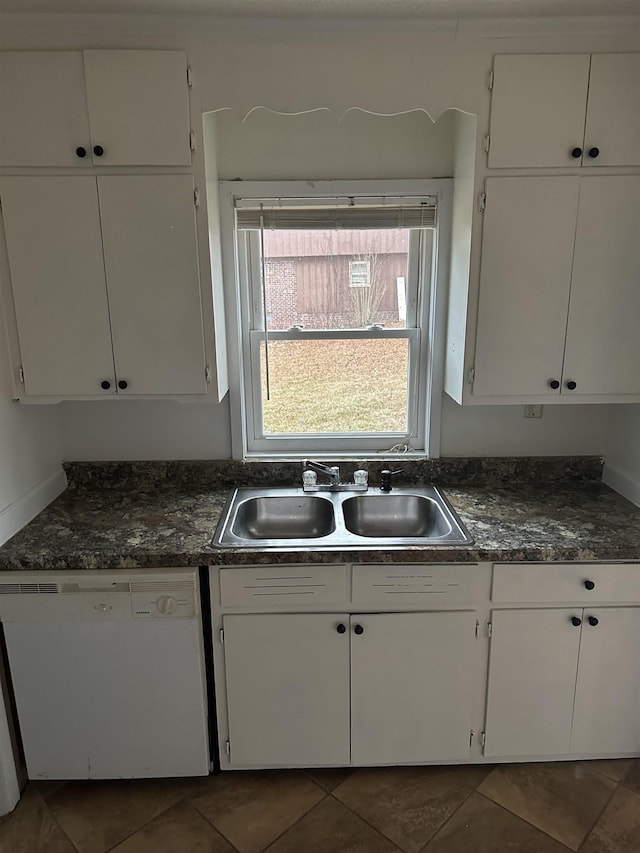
[303,460,341,488]
[301,460,368,492]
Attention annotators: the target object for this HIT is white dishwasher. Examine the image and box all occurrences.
[0,568,210,780]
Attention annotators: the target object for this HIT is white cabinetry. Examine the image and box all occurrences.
[484,563,640,759]
[212,563,479,769]
[0,50,191,167]
[0,175,207,398]
[488,53,640,168]
[472,176,640,399]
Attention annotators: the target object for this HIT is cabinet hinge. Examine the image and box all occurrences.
[187,65,193,87]
[483,134,490,154]
[205,365,212,383]
[487,69,494,91]
[18,367,25,385]
[194,188,200,208]
[486,621,492,639]
[475,619,480,638]
[469,729,475,746]
[467,367,475,386]
[480,731,486,753]
[190,131,197,152]
[478,191,486,213]
[219,627,224,644]
[225,738,231,758]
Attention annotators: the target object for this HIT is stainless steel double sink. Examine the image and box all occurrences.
[212,486,473,549]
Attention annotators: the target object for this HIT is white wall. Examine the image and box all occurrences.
[3,12,639,462]
[0,295,64,543]
[603,405,640,506]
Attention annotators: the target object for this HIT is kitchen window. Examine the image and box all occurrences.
[220,180,452,458]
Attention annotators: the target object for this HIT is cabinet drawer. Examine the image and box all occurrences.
[352,564,476,606]
[219,565,348,607]
[492,563,640,603]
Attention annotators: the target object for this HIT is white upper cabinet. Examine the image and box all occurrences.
[583,54,640,168]
[488,53,640,168]
[0,177,115,397]
[0,175,207,399]
[473,176,640,399]
[0,50,191,167]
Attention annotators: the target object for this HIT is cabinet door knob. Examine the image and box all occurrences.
[588,147,600,159]
[571,616,582,627]
[566,380,577,390]
[75,146,87,158]
[570,147,583,158]
[93,145,104,157]
[584,579,595,590]
[336,623,346,634]
[100,380,111,390]
[118,380,128,390]
[549,379,560,389]
[354,624,364,635]
[588,615,599,627]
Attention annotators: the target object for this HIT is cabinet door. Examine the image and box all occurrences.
[484,609,581,758]
[350,611,476,765]
[583,54,640,168]
[571,607,640,755]
[488,54,590,168]
[473,178,579,397]
[0,52,91,167]
[97,175,207,396]
[83,50,191,166]
[562,176,640,396]
[222,614,350,767]
[0,177,115,397]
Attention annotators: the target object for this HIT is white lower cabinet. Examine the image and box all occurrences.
[484,600,640,758]
[213,561,640,769]
[223,613,351,767]
[222,610,476,768]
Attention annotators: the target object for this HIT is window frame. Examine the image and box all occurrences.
[219,179,453,460]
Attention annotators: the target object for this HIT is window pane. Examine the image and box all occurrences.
[262,229,410,331]
[260,338,409,434]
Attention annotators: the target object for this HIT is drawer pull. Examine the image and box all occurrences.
[587,615,599,627]
[584,580,596,591]
[354,624,364,636]
[571,616,582,627]
[336,623,346,634]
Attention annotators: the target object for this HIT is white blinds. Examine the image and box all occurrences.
[235,196,437,230]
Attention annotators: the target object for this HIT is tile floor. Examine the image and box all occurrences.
[2,759,640,853]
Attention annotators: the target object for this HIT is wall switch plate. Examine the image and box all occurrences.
[524,405,544,419]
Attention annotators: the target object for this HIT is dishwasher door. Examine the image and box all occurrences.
[0,569,210,780]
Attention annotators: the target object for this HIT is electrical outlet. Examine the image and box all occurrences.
[524,405,543,419]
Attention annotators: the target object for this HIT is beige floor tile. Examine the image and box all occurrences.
[303,767,353,792]
[478,762,616,851]
[422,792,569,853]
[333,764,489,853]
[0,787,76,853]
[47,776,201,853]
[266,796,399,853]
[110,799,235,853]
[190,770,325,853]
[581,785,640,853]
[578,758,634,783]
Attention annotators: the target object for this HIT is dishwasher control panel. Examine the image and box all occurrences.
[0,570,199,621]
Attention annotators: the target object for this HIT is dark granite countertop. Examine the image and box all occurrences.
[0,458,639,570]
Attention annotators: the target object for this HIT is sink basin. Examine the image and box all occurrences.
[212,486,473,549]
[342,494,452,538]
[231,495,335,540]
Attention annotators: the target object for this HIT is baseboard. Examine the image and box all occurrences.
[0,468,67,547]
[602,463,640,509]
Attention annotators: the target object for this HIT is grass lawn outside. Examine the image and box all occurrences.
[260,338,409,434]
